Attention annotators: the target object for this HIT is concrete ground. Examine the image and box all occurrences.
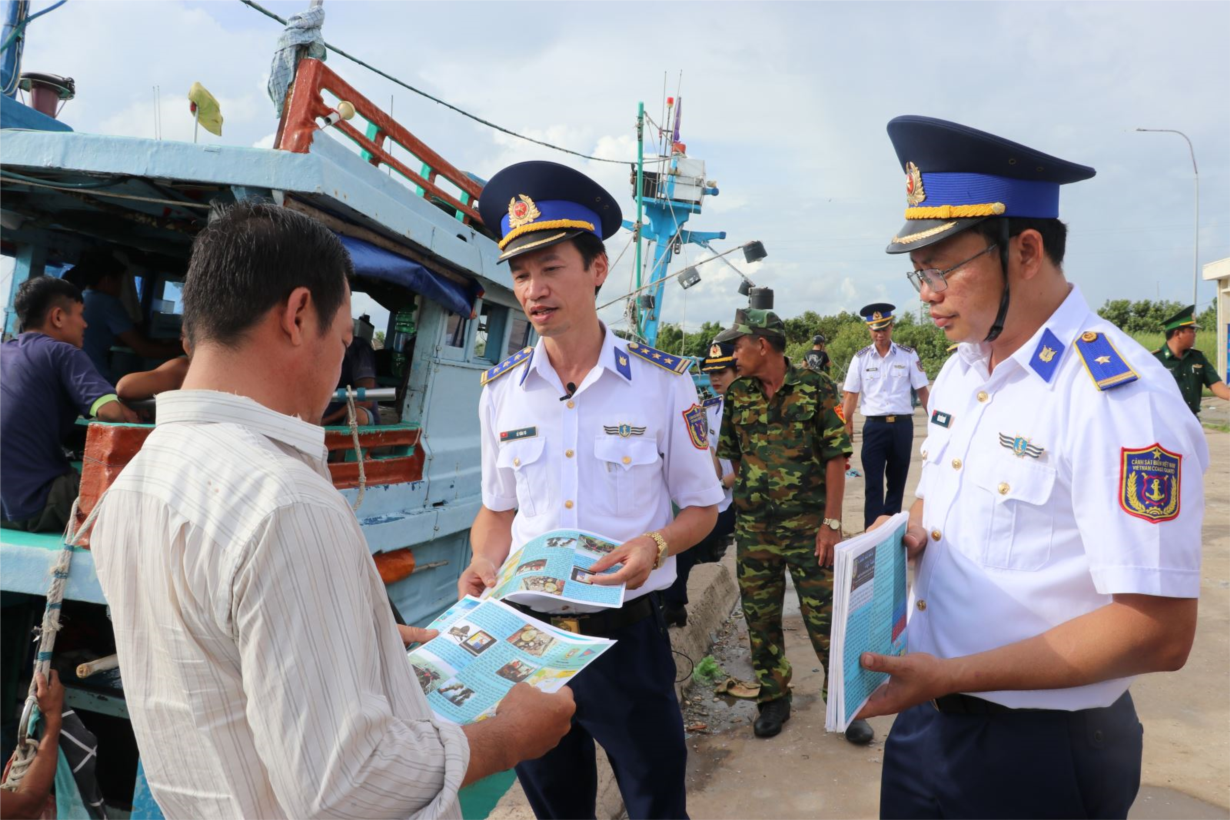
[683,409,1230,819]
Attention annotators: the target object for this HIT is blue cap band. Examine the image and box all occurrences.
[916,172,1060,219]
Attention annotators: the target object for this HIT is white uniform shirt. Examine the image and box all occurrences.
[911,285,1207,710]
[92,391,469,819]
[480,326,724,612]
[843,341,929,416]
[705,395,734,513]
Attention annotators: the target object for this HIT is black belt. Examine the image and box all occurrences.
[505,595,655,638]
[932,693,1031,715]
[865,414,909,423]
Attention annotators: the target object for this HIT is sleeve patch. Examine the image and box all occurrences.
[682,403,709,449]
[1119,444,1181,523]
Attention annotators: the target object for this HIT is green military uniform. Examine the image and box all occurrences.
[716,314,852,705]
[1155,305,1222,416]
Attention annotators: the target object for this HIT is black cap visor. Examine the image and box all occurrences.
[885,216,989,255]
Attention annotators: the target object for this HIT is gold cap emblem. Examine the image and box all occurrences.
[873,311,883,321]
[507,194,541,229]
[905,162,926,206]
[710,343,722,357]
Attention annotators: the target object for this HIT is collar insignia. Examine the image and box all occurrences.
[905,161,925,206]
[999,433,1044,459]
[508,194,541,229]
[1029,328,1065,383]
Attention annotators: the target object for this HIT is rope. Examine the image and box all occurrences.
[239,0,628,165]
[345,386,366,512]
[2,494,104,792]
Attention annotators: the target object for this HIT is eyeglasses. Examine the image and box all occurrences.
[906,244,998,294]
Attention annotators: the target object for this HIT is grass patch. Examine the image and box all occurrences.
[1203,422,1230,434]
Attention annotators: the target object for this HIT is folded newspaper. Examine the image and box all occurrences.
[826,512,910,733]
[408,595,614,725]
[486,528,627,610]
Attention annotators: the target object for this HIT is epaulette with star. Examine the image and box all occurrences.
[897,344,916,354]
[480,347,533,386]
[703,395,723,409]
[1073,331,1138,392]
[855,344,873,358]
[626,342,692,375]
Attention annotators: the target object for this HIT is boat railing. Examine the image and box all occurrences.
[276,58,485,228]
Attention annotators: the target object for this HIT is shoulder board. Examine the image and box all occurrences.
[946,343,959,353]
[1152,348,1163,355]
[897,344,915,354]
[856,344,873,358]
[480,347,533,386]
[1073,331,1138,392]
[626,342,692,375]
[703,396,723,409]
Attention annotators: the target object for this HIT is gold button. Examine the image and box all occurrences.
[951,458,962,470]
[916,599,927,611]
[565,449,575,458]
[566,400,576,409]
[920,450,928,459]
[513,457,521,467]
[998,482,1010,495]
[931,529,941,541]
[565,500,574,509]
[977,391,989,403]
[622,456,631,465]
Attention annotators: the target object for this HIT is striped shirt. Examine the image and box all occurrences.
[91,390,469,819]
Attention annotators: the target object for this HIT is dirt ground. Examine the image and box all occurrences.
[681,409,1230,819]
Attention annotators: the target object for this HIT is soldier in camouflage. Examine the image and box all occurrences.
[714,308,875,745]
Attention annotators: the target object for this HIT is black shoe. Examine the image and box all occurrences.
[663,605,687,628]
[844,718,874,745]
[753,699,791,738]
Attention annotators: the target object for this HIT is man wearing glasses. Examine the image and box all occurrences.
[1154,305,1230,416]
[856,116,1207,819]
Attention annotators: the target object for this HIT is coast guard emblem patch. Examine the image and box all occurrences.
[1119,444,1181,523]
[682,403,709,450]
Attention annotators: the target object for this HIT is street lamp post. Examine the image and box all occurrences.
[1136,128,1199,305]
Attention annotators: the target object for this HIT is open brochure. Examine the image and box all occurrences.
[826,511,910,733]
[407,596,614,725]
[486,528,627,610]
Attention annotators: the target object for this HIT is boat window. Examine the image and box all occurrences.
[445,312,468,348]
[475,302,509,364]
[508,314,532,352]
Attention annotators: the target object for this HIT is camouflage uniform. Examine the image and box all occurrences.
[718,360,853,704]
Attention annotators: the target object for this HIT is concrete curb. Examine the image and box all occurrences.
[488,560,741,820]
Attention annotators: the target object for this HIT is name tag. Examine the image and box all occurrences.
[500,426,537,442]
[931,410,952,428]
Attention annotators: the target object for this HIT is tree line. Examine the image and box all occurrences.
[649,299,1216,382]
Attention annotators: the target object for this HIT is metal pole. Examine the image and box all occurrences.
[634,102,645,320]
[1136,128,1199,305]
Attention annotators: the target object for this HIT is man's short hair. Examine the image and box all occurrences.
[971,217,1068,267]
[760,333,787,353]
[183,202,353,347]
[572,232,608,296]
[14,276,82,332]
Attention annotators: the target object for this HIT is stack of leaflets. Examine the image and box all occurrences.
[486,528,627,610]
[825,511,910,733]
[408,596,614,725]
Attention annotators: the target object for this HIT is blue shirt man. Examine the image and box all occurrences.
[1,277,136,532]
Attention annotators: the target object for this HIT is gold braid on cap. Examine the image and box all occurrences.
[891,222,958,245]
[498,219,596,250]
[904,203,1006,220]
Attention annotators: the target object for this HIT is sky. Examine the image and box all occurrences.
[8,0,1229,336]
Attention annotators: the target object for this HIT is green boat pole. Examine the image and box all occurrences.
[634,101,645,337]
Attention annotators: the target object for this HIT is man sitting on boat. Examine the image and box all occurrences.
[0,276,137,533]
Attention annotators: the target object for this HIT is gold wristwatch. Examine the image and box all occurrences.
[645,531,670,569]
[823,518,842,532]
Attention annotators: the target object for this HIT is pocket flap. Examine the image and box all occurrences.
[971,456,1056,505]
[594,437,659,470]
[497,436,545,471]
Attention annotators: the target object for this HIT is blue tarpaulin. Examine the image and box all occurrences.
[338,234,481,318]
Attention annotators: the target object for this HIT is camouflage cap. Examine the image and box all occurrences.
[713,308,786,344]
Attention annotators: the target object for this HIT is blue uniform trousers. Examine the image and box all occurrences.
[664,505,735,609]
[861,418,914,528]
[880,693,1143,819]
[514,598,688,820]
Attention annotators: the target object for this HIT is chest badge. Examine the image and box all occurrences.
[682,403,709,450]
[603,423,646,438]
[500,426,537,443]
[931,410,953,428]
[998,433,1044,459]
[1120,444,1181,523]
